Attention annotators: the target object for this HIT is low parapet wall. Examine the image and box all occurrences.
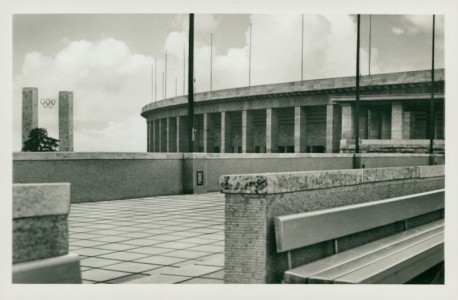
[220,165,445,283]
[13,152,184,203]
[13,152,444,202]
[12,183,81,283]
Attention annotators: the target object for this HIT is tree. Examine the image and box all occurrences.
[22,128,59,152]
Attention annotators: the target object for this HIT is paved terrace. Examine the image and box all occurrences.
[68,193,225,284]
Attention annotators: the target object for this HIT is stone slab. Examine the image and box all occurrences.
[12,253,81,284]
[220,166,444,194]
[13,183,70,218]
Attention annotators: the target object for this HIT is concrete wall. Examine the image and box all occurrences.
[183,153,444,193]
[13,152,445,202]
[13,153,184,203]
[221,165,445,283]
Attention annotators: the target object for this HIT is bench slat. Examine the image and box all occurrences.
[332,233,444,284]
[275,189,444,253]
[284,220,443,283]
[308,229,443,283]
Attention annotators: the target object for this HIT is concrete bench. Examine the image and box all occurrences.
[12,183,82,283]
[275,189,444,284]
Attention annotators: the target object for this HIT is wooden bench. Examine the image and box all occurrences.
[274,189,445,284]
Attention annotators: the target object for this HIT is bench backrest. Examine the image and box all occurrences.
[274,189,444,253]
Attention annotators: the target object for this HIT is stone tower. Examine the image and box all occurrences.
[22,88,38,146]
[58,91,74,151]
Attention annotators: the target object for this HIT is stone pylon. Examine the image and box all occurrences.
[22,88,38,147]
[58,91,73,151]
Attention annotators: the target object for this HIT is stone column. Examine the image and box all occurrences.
[167,117,177,152]
[391,102,404,140]
[147,122,151,152]
[403,111,415,140]
[368,109,381,139]
[221,112,232,153]
[242,110,254,153]
[160,119,167,152]
[266,108,278,153]
[341,104,353,139]
[154,120,160,151]
[203,113,214,153]
[326,104,341,153]
[177,116,187,152]
[294,106,307,153]
[22,88,38,146]
[381,112,391,139]
[58,91,73,151]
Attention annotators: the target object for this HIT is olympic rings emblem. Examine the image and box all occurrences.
[40,98,56,108]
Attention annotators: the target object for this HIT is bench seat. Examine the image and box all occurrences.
[284,220,444,284]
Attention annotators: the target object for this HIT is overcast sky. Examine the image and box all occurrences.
[12,14,444,152]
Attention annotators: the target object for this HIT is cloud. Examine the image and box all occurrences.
[392,27,405,35]
[402,15,444,35]
[14,15,388,152]
[14,38,151,152]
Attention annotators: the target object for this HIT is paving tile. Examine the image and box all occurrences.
[103,262,162,273]
[117,232,155,239]
[128,247,174,255]
[106,274,150,284]
[70,240,108,247]
[121,239,164,246]
[71,233,105,239]
[80,257,121,268]
[74,248,114,257]
[163,264,221,277]
[92,236,134,243]
[98,252,150,261]
[128,274,190,284]
[155,241,197,250]
[201,270,225,279]
[163,250,213,259]
[134,255,188,266]
[82,269,131,282]
[187,245,224,253]
[196,254,224,267]
[94,243,140,251]
[181,277,223,284]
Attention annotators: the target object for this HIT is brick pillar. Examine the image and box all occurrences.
[167,117,177,152]
[391,102,404,140]
[203,113,214,153]
[403,111,415,140]
[341,104,353,139]
[177,116,187,152]
[22,88,39,147]
[58,91,73,151]
[242,110,254,153]
[294,106,307,153]
[266,108,278,153]
[221,111,232,153]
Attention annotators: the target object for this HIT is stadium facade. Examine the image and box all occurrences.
[141,69,444,154]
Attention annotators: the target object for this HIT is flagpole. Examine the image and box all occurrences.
[368,15,372,75]
[165,50,167,99]
[210,33,213,92]
[355,14,361,155]
[429,15,435,156]
[301,14,304,81]
[249,22,252,87]
[187,14,195,153]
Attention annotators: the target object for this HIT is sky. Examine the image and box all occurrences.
[12,14,445,152]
